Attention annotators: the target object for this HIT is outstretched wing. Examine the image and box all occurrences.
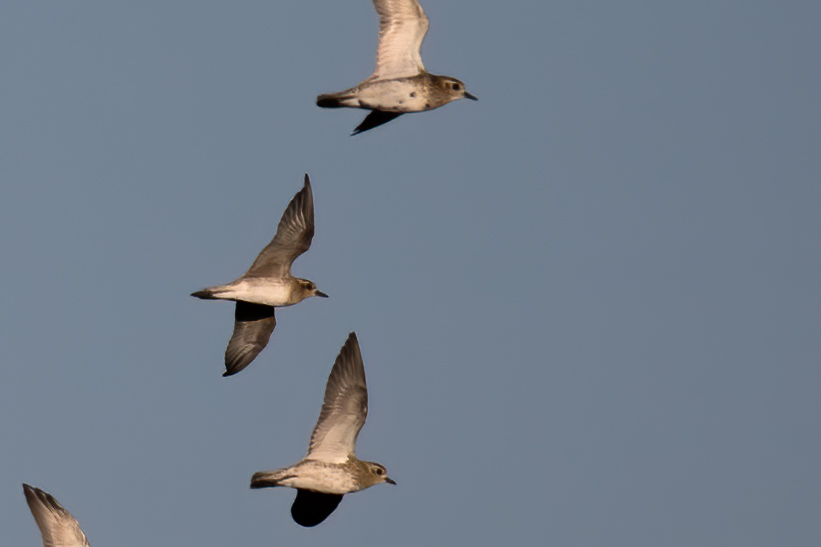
[223,302,276,376]
[369,0,429,80]
[23,484,90,547]
[306,332,368,463]
[244,174,315,278]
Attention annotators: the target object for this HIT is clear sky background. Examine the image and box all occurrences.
[2,1,820,546]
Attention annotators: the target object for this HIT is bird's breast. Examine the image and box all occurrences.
[281,461,361,494]
[358,79,435,112]
[217,278,297,307]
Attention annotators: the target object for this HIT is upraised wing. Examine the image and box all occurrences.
[369,0,429,81]
[244,174,315,278]
[306,332,368,463]
[23,484,90,547]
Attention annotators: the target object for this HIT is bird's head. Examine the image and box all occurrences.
[437,76,477,102]
[298,279,328,299]
[363,461,396,487]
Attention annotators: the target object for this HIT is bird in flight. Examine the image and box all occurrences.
[317,0,477,135]
[250,332,395,526]
[192,174,327,376]
[23,484,90,547]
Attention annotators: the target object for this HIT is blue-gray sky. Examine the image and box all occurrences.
[2,1,820,546]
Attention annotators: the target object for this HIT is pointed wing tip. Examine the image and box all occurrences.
[223,349,255,377]
[22,483,38,504]
[223,353,255,377]
[22,483,44,502]
[343,331,360,353]
[336,332,365,384]
[300,175,314,201]
[351,110,403,135]
[22,484,61,514]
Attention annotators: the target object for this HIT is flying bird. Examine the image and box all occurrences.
[250,332,395,527]
[192,174,328,376]
[317,0,477,135]
[23,484,90,547]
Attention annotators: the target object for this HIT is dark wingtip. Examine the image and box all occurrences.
[222,357,250,377]
[22,484,59,510]
[191,290,213,299]
[22,483,37,504]
[339,332,359,355]
[223,351,249,377]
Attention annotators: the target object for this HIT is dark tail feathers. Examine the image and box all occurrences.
[316,94,345,108]
[190,289,216,300]
[250,472,287,489]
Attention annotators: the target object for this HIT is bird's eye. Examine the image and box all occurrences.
[453,83,460,91]
[375,467,384,475]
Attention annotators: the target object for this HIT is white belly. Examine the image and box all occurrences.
[357,80,430,112]
[279,463,359,494]
[207,278,295,307]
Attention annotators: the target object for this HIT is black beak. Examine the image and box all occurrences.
[385,477,397,485]
[464,91,478,101]
[315,290,329,298]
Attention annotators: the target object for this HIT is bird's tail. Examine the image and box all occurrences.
[316,90,358,108]
[250,470,290,489]
[190,288,218,299]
